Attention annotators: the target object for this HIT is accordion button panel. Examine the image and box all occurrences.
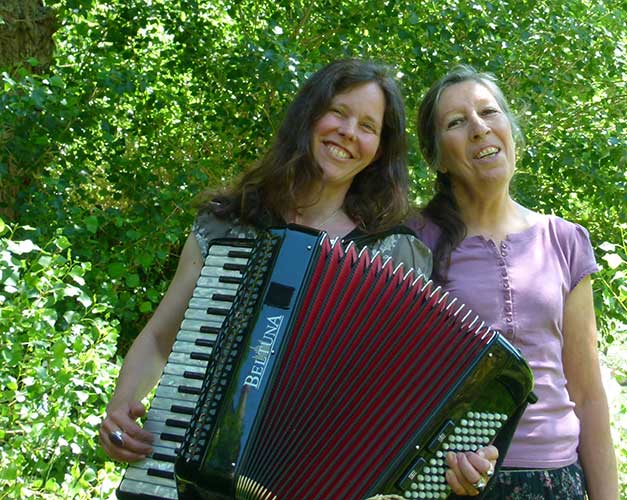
[117,241,253,500]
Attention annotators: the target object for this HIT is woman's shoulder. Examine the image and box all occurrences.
[193,205,259,258]
[529,211,593,242]
[404,214,441,251]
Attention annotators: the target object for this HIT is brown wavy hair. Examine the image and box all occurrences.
[202,58,409,233]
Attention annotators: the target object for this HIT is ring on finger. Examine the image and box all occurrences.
[474,477,487,491]
[109,429,125,447]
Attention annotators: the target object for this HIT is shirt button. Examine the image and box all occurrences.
[505,306,511,312]
[506,317,513,323]
[501,242,507,249]
[501,270,507,277]
[498,260,505,266]
[504,282,510,288]
[501,250,507,256]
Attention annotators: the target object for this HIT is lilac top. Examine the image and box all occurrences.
[407,214,599,468]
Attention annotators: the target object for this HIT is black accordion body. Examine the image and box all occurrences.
[117,225,535,500]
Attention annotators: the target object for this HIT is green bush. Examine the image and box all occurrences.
[0,218,121,499]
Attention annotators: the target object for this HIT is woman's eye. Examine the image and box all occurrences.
[447,118,463,129]
[482,108,499,116]
[361,122,376,132]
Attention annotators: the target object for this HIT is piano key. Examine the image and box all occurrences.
[172,329,217,344]
[194,275,241,291]
[171,339,213,357]
[155,384,203,403]
[118,477,178,500]
[161,351,208,368]
[184,307,229,321]
[187,296,235,311]
[149,395,196,414]
[180,318,224,333]
[163,361,207,378]
[146,408,194,427]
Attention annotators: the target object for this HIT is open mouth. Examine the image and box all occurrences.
[325,142,352,160]
[475,146,500,159]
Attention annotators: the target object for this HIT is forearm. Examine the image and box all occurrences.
[108,328,171,410]
[576,397,618,500]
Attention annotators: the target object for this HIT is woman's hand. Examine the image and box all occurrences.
[445,445,498,496]
[99,400,154,462]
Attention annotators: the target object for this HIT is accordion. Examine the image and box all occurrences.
[117,225,535,500]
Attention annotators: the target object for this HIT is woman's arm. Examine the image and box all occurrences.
[563,275,618,500]
[99,233,204,462]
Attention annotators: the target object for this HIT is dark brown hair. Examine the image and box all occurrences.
[204,58,409,232]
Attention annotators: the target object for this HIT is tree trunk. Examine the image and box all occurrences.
[0,0,57,73]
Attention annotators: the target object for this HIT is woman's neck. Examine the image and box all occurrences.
[285,184,356,239]
[455,188,532,243]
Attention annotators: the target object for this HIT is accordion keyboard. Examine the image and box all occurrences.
[117,239,254,500]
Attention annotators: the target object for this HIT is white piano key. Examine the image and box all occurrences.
[174,329,217,344]
[171,339,213,356]
[164,351,208,368]
[163,362,207,378]
[180,318,224,333]
[118,477,178,499]
[155,384,203,403]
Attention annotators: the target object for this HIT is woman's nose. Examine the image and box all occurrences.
[338,119,357,140]
[470,116,490,140]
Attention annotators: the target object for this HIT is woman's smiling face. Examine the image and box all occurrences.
[311,81,385,191]
[436,80,516,193]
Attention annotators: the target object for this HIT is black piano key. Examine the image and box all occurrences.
[179,386,201,395]
[200,325,220,334]
[212,293,236,302]
[195,338,214,347]
[161,433,184,443]
[227,250,251,259]
[184,370,204,380]
[171,405,194,415]
[206,306,230,316]
[223,263,247,272]
[191,352,211,361]
[147,468,175,480]
[152,452,177,463]
[165,418,189,429]
[219,276,242,284]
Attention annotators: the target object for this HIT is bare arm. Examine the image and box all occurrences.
[99,233,204,462]
[563,275,618,500]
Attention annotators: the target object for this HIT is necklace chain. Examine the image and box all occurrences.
[316,207,342,228]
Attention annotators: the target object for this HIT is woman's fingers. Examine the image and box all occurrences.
[99,402,154,462]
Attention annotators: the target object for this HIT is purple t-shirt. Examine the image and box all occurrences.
[407,214,599,468]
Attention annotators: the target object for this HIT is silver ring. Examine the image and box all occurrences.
[474,478,487,491]
[109,429,124,447]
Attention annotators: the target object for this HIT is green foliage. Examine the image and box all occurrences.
[1,0,625,497]
[0,219,121,498]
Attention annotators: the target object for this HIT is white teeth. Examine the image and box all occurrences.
[326,144,351,159]
[476,146,499,159]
